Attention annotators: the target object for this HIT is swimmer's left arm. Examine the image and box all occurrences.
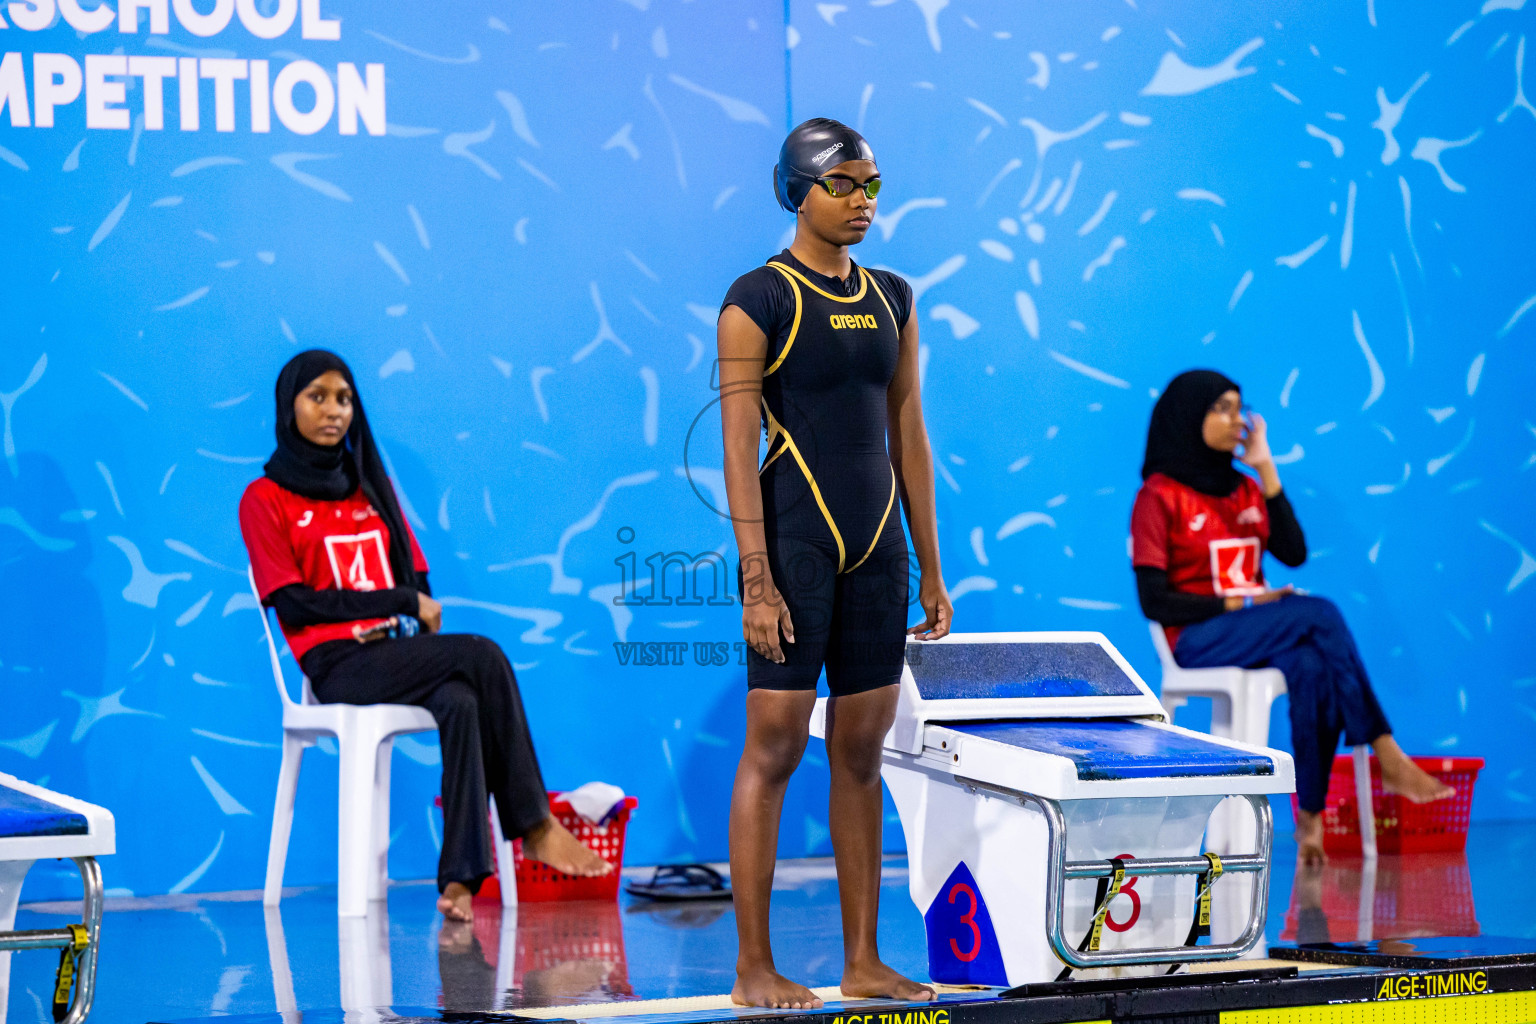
[887,309,952,639]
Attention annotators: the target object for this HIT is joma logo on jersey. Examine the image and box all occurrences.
[830,314,878,329]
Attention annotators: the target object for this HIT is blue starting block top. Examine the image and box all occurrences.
[908,642,1142,701]
[950,719,1275,780]
[0,785,90,838]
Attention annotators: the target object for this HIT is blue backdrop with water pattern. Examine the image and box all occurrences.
[1,0,1532,899]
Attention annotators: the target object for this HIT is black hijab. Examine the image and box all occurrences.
[265,350,420,589]
[1141,369,1245,497]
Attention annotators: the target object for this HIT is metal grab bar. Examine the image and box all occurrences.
[1065,853,1266,879]
[1034,793,1272,970]
[0,857,103,1024]
[0,928,86,952]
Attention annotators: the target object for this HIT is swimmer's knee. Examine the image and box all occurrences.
[742,724,809,782]
[827,737,884,785]
[826,703,894,750]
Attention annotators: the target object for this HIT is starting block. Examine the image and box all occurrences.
[0,773,113,1024]
[810,632,1294,987]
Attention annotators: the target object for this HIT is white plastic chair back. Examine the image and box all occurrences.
[250,566,300,710]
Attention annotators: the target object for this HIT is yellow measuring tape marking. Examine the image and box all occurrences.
[1087,862,1127,952]
[51,924,89,1022]
[1197,852,1224,930]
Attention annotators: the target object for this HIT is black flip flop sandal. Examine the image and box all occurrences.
[624,863,733,901]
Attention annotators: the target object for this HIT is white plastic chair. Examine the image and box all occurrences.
[252,569,518,916]
[1150,622,1376,859]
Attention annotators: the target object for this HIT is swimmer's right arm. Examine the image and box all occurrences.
[718,305,794,664]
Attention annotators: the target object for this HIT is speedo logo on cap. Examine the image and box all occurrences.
[812,141,844,165]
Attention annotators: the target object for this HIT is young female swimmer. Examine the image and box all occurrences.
[1130,369,1454,866]
[717,119,953,1009]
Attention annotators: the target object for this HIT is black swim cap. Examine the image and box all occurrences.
[773,118,877,212]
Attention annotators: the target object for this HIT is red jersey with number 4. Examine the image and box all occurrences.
[239,476,428,661]
[1130,473,1270,649]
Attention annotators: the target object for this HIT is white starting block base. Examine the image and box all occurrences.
[0,773,114,1024]
[887,760,1237,985]
[813,632,1293,988]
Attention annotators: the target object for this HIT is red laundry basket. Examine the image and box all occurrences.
[506,793,638,902]
[438,792,638,904]
[1295,755,1482,856]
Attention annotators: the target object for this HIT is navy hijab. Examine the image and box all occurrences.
[265,350,419,589]
[1141,369,1245,497]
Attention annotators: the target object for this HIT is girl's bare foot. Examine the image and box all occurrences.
[521,816,612,877]
[842,960,936,1001]
[1376,740,1455,804]
[732,967,823,1009]
[1295,810,1327,867]
[437,881,474,922]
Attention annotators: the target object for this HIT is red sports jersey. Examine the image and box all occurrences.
[239,476,428,661]
[1130,473,1270,649]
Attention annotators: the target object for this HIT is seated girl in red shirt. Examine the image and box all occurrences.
[239,350,609,921]
[1130,370,1452,865]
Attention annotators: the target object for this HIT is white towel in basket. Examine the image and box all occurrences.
[558,781,628,825]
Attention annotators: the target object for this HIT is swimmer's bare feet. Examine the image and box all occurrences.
[732,967,823,1009]
[842,960,936,1002]
[521,816,612,877]
[1295,810,1327,868]
[1375,738,1455,804]
[437,881,474,922]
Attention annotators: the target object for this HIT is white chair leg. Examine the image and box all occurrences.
[1241,691,1273,750]
[368,738,394,903]
[263,905,298,1017]
[265,733,307,907]
[489,795,518,910]
[494,905,518,1008]
[1208,691,1236,740]
[1354,744,1378,862]
[337,915,370,1012]
[1160,694,1189,721]
[1357,854,1378,942]
[337,724,381,918]
[338,903,393,1014]
[369,902,393,1008]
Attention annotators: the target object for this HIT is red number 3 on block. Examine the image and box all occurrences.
[1104,853,1141,933]
[947,882,982,962]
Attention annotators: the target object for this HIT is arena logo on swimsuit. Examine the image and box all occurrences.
[829,314,879,329]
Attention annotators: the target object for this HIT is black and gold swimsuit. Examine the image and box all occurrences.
[721,250,913,696]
